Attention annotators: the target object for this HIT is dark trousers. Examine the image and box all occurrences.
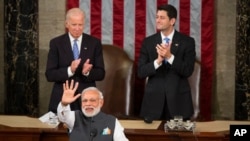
[160,99,171,120]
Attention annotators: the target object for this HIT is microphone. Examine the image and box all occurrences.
[90,128,97,141]
[144,116,153,124]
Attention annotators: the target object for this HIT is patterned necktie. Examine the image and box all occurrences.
[163,37,170,45]
[163,37,170,64]
[73,39,79,60]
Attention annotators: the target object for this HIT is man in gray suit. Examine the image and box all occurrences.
[45,8,105,113]
[138,4,196,123]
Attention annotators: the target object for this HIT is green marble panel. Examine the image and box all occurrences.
[4,0,39,117]
[235,0,250,120]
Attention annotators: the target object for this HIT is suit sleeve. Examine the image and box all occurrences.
[45,39,70,82]
[81,39,105,81]
[171,36,196,78]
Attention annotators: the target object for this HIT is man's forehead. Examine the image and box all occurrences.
[83,90,99,98]
[157,10,167,15]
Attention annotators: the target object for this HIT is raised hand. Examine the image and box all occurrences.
[61,80,81,106]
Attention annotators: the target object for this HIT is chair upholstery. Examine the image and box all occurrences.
[188,60,201,120]
[96,44,135,119]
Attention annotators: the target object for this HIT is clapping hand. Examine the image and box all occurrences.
[156,43,172,64]
[82,59,93,75]
[70,59,81,73]
[61,80,81,106]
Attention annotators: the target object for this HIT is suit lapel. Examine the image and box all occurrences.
[79,34,88,60]
[171,31,180,55]
[62,34,74,60]
[154,32,179,55]
[155,33,162,45]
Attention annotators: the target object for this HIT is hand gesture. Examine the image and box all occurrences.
[82,59,93,75]
[156,43,172,64]
[61,80,81,106]
[70,59,81,73]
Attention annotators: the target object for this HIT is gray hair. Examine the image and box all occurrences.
[65,8,85,22]
[81,87,104,99]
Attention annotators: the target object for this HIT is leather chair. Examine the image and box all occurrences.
[96,44,135,119]
[188,60,201,120]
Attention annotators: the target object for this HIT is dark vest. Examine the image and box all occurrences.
[70,110,116,141]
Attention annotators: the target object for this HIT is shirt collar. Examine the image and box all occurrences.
[68,33,82,43]
[161,29,175,41]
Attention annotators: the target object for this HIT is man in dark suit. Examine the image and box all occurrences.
[45,8,105,113]
[138,4,196,122]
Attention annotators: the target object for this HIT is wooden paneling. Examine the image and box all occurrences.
[0,123,229,141]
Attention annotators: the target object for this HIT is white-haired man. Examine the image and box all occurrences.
[57,80,128,141]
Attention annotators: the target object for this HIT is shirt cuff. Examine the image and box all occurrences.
[83,71,90,76]
[68,67,74,77]
[167,54,175,65]
[58,102,70,115]
[154,60,161,69]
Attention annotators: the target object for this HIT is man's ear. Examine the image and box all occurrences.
[65,21,69,28]
[99,99,104,107]
[170,18,176,26]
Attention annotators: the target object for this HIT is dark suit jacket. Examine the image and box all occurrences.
[138,30,196,120]
[45,33,105,113]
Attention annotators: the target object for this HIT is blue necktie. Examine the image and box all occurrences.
[163,37,170,64]
[163,37,170,44]
[73,39,79,59]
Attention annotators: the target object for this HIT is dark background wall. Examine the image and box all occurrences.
[235,0,250,120]
[3,0,39,116]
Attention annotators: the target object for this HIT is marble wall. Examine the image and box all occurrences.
[0,0,245,120]
[235,0,250,120]
[3,0,39,116]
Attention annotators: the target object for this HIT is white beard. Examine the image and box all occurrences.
[82,106,101,117]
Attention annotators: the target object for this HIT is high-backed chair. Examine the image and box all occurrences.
[188,60,201,120]
[96,44,135,119]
